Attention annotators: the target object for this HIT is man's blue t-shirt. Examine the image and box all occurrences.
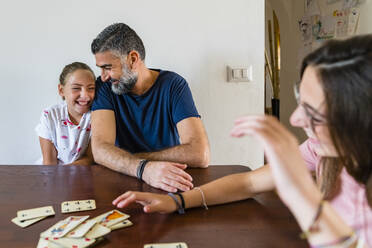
[91,70,200,153]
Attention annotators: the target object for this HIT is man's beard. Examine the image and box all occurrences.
[110,64,138,95]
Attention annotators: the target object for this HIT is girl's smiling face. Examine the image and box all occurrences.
[290,66,338,157]
[58,69,96,124]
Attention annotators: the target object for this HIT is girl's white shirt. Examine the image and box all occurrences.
[35,101,91,165]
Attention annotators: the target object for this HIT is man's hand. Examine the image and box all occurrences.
[142,161,193,192]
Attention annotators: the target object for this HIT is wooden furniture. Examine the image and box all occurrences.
[0,165,307,247]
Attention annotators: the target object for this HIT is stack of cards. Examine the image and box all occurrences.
[12,206,55,228]
[37,210,133,248]
[12,199,96,228]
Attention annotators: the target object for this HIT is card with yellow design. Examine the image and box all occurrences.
[92,210,129,227]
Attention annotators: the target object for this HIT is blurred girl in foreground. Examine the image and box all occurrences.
[113,35,372,247]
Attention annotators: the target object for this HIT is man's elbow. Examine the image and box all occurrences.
[91,140,105,165]
[193,145,210,168]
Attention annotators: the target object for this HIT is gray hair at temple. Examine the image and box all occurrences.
[91,23,146,61]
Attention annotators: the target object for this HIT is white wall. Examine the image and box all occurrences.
[0,0,265,168]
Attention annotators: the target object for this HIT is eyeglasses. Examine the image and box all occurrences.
[293,81,327,132]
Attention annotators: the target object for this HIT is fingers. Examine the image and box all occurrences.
[170,163,187,170]
[143,205,156,213]
[231,115,283,139]
[143,202,167,213]
[163,175,193,192]
[164,166,193,191]
[230,115,298,155]
[170,165,193,182]
[169,170,194,187]
[112,191,133,206]
[230,115,266,137]
[113,191,149,208]
[144,195,176,214]
[112,191,176,214]
[143,162,193,192]
[112,191,141,208]
[155,177,192,193]
[157,182,179,193]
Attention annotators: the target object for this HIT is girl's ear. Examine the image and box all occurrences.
[58,84,65,98]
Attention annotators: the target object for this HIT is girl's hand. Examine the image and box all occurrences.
[112,191,178,214]
[230,115,316,206]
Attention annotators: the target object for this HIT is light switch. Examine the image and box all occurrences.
[232,69,242,79]
[227,66,252,82]
[242,68,249,78]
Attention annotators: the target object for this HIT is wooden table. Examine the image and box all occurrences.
[0,165,307,247]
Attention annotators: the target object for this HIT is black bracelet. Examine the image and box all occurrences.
[175,192,185,210]
[136,160,149,181]
[168,193,185,214]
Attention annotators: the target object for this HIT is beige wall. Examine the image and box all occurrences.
[267,0,372,144]
[358,0,372,34]
[266,0,307,143]
[315,0,372,35]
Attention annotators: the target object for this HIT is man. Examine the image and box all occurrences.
[90,23,210,193]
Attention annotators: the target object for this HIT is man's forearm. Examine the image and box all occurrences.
[135,142,210,168]
[93,142,140,176]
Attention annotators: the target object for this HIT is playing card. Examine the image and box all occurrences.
[49,237,95,248]
[41,216,89,238]
[84,224,111,239]
[12,216,46,228]
[92,210,130,227]
[109,219,133,230]
[65,219,97,238]
[144,243,188,248]
[36,237,62,248]
[61,200,96,214]
[17,206,55,221]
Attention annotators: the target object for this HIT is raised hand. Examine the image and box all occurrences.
[112,191,177,213]
[142,161,193,192]
[230,115,316,206]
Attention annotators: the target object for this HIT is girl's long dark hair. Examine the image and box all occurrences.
[301,35,372,207]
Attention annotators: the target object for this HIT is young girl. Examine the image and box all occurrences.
[112,34,372,247]
[36,62,96,165]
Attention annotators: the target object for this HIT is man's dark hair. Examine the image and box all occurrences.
[91,23,146,60]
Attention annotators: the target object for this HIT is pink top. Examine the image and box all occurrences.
[300,138,372,246]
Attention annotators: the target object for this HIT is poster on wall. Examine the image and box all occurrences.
[343,0,358,8]
[299,16,312,44]
[334,8,360,37]
[298,0,362,68]
[305,0,321,15]
[342,0,366,8]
